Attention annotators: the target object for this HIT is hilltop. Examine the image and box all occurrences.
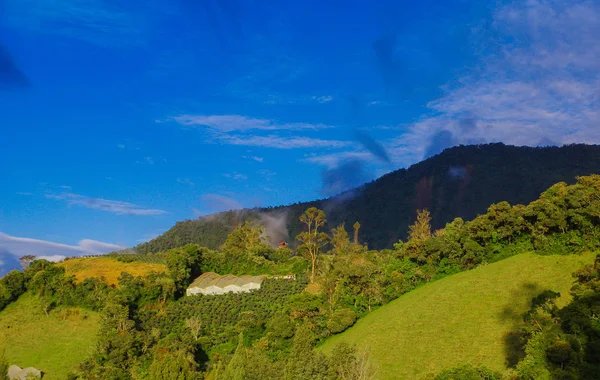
[136,143,600,252]
[319,252,597,379]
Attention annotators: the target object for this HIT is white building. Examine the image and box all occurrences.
[186,272,266,296]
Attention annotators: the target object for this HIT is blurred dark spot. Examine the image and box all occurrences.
[0,44,30,90]
[424,130,455,158]
[355,131,390,163]
[321,159,369,197]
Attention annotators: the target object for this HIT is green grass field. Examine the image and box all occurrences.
[0,293,100,379]
[320,252,596,379]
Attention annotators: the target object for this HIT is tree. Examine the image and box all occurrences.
[185,317,202,341]
[284,324,332,380]
[148,350,197,380]
[409,209,432,241]
[353,222,361,245]
[330,342,377,380]
[296,207,329,283]
[331,224,350,255]
[221,333,247,380]
[19,255,36,269]
[222,221,266,256]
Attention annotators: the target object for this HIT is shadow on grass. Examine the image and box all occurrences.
[498,282,541,367]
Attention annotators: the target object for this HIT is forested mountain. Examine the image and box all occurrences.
[136,143,600,253]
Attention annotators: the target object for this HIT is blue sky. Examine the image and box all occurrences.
[1,0,599,274]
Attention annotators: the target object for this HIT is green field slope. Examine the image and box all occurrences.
[320,252,596,379]
[0,293,100,380]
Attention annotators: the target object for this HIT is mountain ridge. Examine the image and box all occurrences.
[136,143,600,253]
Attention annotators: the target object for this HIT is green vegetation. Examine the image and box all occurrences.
[0,293,100,379]
[320,252,595,379]
[1,171,599,379]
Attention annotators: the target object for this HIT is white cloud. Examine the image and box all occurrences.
[303,151,375,169]
[312,95,333,103]
[385,0,600,167]
[223,172,248,180]
[145,156,154,165]
[171,114,334,132]
[177,178,195,186]
[217,134,352,149]
[46,193,167,215]
[16,192,32,196]
[243,155,264,163]
[117,144,126,149]
[0,232,124,259]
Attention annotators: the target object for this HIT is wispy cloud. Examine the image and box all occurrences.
[171,114,334,132]
[46,193,167,215]
[3,0,154,47]
[243,155,264,163]
[303,151,375,169]
[0,232,123,259]
[177,178,195,186]
[217,134,352,149]
[384,0,600,166]
[312,95,333,103]
[145,156,154,165]
[199,194,243,214]
[15,191,32,196]
[223,172,248,180]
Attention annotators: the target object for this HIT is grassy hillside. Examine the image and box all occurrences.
[319,252,597,379]
[0,293,100,379]
[58,256,167,286]
[136,143,600,253]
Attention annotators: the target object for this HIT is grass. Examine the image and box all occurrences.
[58,256,168,286]
[0,292,100,379]
[319,252,597,379]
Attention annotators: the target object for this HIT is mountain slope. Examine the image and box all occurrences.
[319,252,596,379]
[136,143,600,253]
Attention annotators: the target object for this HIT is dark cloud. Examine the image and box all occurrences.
[424,130,455,158]
[321,159,370,197]
[355,131,390,163]
[0,44,30,90]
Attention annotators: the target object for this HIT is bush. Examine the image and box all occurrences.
[327,308,357,334]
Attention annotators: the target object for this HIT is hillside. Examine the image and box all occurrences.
[136,143,600,253]
[319,252,597,379]
[58,256,168,286]
[0,293,101,380]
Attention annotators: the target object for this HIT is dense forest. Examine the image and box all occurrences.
[1,174,600,379]
[136,143,600,253]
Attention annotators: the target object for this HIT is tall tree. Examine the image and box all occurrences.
[353,222,361,245]
[408,209,432,241]
[221,333,247,380]
[296,207,329,283]
[19,255,36,269]
[331,224,350,255]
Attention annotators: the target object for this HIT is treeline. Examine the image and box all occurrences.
[132,143,600,252]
